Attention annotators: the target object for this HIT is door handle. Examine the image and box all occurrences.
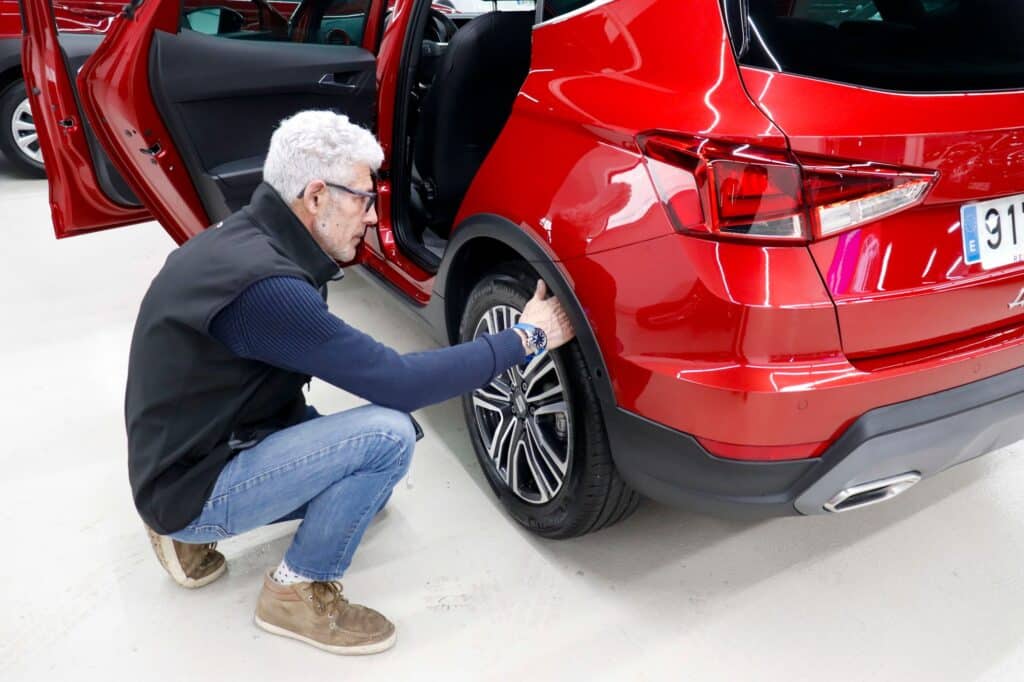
[318,73,359,91]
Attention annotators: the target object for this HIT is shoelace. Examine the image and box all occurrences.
[309,581,349,616]
[196,543,219,568]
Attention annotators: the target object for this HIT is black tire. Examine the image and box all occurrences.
[0,79,46,178]
[459,264,640,539]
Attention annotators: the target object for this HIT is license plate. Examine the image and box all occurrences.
[962,193,1024,270]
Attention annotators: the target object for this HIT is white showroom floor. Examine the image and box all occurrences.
[2,155,1024,682]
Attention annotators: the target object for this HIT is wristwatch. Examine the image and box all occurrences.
[512,322,548,362]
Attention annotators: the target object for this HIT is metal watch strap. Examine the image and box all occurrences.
[513,322,538,362]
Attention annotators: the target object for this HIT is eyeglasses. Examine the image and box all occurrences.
[327,182,377,214]
[298,181,378,214]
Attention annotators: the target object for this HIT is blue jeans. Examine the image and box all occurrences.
[168,404,416,581]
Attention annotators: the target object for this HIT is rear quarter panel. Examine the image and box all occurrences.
[457,0,785,260]
[454,0,845,445]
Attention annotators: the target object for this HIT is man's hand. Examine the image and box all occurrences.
[518,279,575,352]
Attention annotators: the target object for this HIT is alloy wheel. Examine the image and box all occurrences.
[12,97,43,165]
[470,305,573,505]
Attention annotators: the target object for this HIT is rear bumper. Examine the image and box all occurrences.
[608,363,1024,517]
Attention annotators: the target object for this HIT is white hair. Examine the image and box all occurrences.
[263,110,384,201]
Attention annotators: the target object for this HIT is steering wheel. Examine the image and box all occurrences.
[426,8,458,43]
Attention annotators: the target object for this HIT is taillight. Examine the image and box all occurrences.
[802,159,934,237]
[639,133,937,242]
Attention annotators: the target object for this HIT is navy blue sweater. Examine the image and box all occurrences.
[209,276,525,413]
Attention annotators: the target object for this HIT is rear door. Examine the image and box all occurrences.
[19,0,151,237]
[737,0,1024,358]
[22,0,379,243]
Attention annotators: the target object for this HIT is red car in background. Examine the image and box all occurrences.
[0,0,118,174]
[19,0,1024,538]
[0,0,307,175]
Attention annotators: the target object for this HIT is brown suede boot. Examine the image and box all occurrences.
[145,525,226,589]
[254,572,396,655]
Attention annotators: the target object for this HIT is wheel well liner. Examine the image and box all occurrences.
[435,213,618,414]
[0,66,23,95]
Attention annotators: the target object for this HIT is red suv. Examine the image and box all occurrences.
[21,0,1024,537]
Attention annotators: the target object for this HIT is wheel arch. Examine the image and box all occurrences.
[0,63,23,95]
[435,213,618,416]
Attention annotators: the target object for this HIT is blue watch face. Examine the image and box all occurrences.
[530,327,547,351]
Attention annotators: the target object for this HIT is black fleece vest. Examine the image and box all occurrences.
[125,183,341,534]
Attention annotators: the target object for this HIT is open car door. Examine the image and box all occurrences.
[19,0,151,238]
[21,0,380,244]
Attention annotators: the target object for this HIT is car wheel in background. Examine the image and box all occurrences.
[0,79,46,178]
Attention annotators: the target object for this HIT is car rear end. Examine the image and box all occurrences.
[570,0,1024,515]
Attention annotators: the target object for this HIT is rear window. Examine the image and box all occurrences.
[737,0,1024,92]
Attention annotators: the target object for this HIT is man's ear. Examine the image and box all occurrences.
[302,180,327,215]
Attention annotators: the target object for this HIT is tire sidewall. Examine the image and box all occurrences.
[0,80,46,178]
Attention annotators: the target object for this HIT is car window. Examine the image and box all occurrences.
[447,0,536,10]
[180,0,373,45]
[739,0,1024,92]
[314,0,372,45]
[181,0,298,40]
[785,0,957,25]
[788,0,880,25]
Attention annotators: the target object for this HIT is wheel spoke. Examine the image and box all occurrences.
[509,425,526,496]
[485,375,512,399]
[526,417,568,477]
[526,381,563,405]
[521,427,555,503]
[489,414,517,481]
[13,120,35,133]
[472,390,509,414]
[484,307,499,335]
[522,353,554,384]
[508,364,523,383]
[533,400,568,417]
[18,133,38,147]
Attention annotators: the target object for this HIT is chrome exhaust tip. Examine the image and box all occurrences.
[823,472,922,513]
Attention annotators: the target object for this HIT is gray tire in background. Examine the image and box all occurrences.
[0,79,46,178]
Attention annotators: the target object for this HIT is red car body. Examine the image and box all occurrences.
[19,0,1024,526]
[0,0,118,35]
[1,0,303,35]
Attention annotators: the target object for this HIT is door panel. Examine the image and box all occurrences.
[149,28,376,218]
[61,35,141,208]
[76,0,210,244]
[71,0,378,243]
[19,0,150,237]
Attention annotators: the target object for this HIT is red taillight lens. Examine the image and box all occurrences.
[715,162,799,218]
[640,133,937,242]
[642,134,806,241]
[801,159,935,237]
[708,159,803,238]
